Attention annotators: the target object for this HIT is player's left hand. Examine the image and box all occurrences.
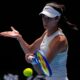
[0,26,22,39]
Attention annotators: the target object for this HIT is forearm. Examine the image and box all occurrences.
[16,35,31,54]
[16,33,44,54]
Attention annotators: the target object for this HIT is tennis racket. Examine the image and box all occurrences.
[32,50,52,77]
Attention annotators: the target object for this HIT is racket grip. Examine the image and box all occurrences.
[31,57,38,65]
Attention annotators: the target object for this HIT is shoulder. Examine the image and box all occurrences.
[49,35,68,52]
[41,30,47,39]
[52,34,67,43]
[57,35,67,42]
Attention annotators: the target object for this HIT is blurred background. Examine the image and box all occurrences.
[0,0,80,80]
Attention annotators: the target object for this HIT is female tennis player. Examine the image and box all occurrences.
[0,2,77,80]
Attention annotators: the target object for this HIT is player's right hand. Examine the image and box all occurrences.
[25,53,34,64]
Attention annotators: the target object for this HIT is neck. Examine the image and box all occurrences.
[47,27,58,36]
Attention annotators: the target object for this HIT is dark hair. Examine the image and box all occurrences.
[46,2,78,31]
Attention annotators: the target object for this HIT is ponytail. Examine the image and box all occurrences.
[58,14,78,31]
[46,2,78,31]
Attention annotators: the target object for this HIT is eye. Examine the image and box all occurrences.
[47,17,50,20]
[42,15,52,20]
[47,17,53,20]
[54,16,59,20]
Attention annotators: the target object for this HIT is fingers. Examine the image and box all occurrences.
[11,26,18,32]
[0,32,2,36]
[11,26,15,30]
[25,53,34,63]
[0,32,9,37]
[25,54,30,58]
[0,32,7,35]
[28,55,35,60]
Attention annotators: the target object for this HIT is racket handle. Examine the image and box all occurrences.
[31,57,38,65]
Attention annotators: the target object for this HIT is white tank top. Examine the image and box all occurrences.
[40,28,68,79]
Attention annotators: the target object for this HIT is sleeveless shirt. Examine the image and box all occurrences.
[40,28,68,80]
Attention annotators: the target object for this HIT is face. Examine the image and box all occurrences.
[42,15,60,30]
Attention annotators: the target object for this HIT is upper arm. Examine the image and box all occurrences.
[30,31,47,52]
[46,35,68,62]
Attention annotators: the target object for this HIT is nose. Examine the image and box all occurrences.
[42,20,48,26]
[42,18,48,26]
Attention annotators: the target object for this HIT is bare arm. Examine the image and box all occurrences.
[17,35,43,54]
[16,30,46,55]
[46,35,68,63]
[0,26,46,54]
[0,26,47,75]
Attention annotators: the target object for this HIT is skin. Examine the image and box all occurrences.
[0,15,68,75]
